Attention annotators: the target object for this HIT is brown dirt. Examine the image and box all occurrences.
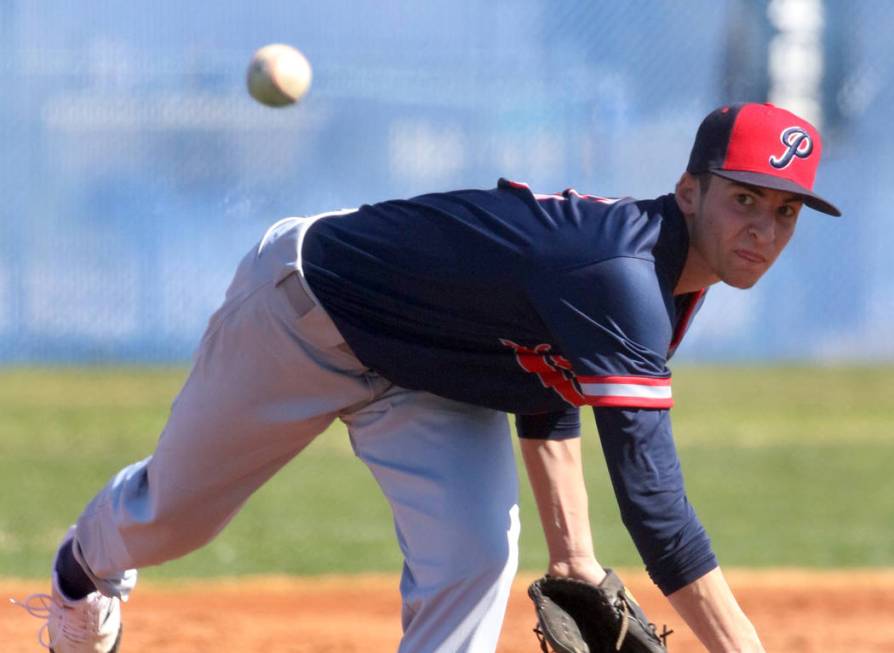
[3,569,894,652]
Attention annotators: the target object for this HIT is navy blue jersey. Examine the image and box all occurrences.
[303,178,705,416]
[301,178,716,594]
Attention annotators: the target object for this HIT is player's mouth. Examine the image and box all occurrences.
[734,249,766,264]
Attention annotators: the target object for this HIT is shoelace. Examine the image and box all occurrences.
[11,591,103,649]
[10,593,58,649]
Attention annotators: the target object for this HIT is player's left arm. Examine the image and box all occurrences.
[522,254,761,648]
[594,406,717,592]
[526,255,719,590]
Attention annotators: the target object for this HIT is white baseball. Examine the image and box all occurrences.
[246,44,313,107]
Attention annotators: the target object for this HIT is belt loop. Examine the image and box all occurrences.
[280,273,317,318]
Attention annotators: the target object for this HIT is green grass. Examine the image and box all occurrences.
[1,365,892,580]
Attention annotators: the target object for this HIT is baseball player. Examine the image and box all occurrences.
[15,103,839,652]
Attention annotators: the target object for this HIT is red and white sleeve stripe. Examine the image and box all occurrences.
[576,375,673,408]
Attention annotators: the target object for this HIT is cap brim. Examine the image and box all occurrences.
[709,169,841,217]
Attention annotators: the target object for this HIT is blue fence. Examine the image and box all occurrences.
[1,0,891,363]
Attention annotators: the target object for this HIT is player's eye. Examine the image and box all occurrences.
[735,193,755,206]
[778,204,798,219]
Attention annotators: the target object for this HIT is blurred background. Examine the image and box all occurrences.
[1,0,890,365]
[1,1,893,603]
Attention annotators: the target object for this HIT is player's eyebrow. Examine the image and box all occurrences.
[730,181,803,204]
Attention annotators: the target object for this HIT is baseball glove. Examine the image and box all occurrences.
[527,570,672,653]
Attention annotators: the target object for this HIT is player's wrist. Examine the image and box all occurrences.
[547,556,607,586]
[668,567,765,653]
[729,626,764,653]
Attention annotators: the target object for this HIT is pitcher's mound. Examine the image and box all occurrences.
[3,569,893,652]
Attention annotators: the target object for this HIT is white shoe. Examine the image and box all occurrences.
[11,531,122,652]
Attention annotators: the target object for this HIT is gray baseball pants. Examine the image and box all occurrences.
[68,215,521,652]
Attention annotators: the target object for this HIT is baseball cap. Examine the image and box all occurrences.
[687,102,841,216]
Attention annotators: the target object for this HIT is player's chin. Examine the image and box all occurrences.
[722,269,766,289]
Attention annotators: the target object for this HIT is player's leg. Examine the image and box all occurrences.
[75,218,374,593]
[74,284,370,595]
[343,389,520,653]
[18,217,373,652]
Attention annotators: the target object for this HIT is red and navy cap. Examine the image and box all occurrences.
[687,103,841,216]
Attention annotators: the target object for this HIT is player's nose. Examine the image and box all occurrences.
[746,212,776,244]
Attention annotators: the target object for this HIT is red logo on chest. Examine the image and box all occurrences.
[499,339,585,405]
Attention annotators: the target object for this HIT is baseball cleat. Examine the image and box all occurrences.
[11,529,122,652]
[11,583,122,653]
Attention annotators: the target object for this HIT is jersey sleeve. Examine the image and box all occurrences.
[526,255,717,592]
[595,406,718,595]
[524,256,675,408]
[515,407,581,439]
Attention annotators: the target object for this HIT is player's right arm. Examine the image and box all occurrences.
[518,432,607,586]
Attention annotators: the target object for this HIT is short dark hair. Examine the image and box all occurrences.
[696,172,713,197]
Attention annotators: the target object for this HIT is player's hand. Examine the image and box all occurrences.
[528,569,671,653]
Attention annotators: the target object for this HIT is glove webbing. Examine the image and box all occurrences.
[533,624,551,653]
[534,600,675,653]
[615,597,630,650]
[530,574,675,652]
[653,625,674,649]
[536,623,674,653]
[614,596,675,651]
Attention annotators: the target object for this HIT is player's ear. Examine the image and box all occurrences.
[675,172,699,215]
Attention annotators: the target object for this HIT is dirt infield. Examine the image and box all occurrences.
[3,570,894,652]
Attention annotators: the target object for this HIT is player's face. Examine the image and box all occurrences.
[689,176,803,289]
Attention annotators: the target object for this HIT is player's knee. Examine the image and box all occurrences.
[472,537,519,584]
[441,508,520,581]
[112,478,226,568]
[117,506,221,568]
